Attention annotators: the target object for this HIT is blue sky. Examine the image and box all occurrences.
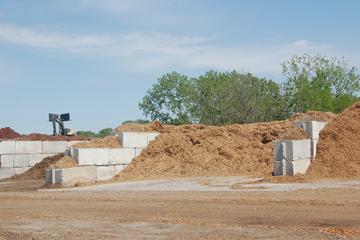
[0,0,359,134]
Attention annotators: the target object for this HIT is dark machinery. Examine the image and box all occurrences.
[48,113,72,136]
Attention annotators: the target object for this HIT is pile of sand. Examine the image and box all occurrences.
[73,136,120,148]
[306,101,360,179]
[113,120,305,181]
[0,127,21,139]
[288,111,337,122]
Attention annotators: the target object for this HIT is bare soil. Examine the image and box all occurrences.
[0,180,359,240]
[16,133,91,141]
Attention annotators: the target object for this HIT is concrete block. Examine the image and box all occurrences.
[294,121,327,140]
[274,139,311,161]
[109,148,135,165]
[120,132,148,148]
[0,141,16,154]
[29,153,54,166]
[0,167,15,180]
[13,155,30,167]
[274,160,285,176]
[58,166,97,187]
[147,132,160,145]
[15,141,42,154]
[0,155,14,168]
[311,139,318,159]
[135,148,144,157]
[96,165,124,181]
[45,169,54,185]
[42,141,68,153]
[286,159,311,176]
[14,167,31,175]
[73,148,110,166]
[67,141,83,147]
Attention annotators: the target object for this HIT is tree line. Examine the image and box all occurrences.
[139,54,360,125]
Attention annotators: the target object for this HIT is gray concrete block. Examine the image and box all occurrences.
[0,155,14,168]
[29,153,54,166]
[274,139,311,161]
[135,148,144,157]
[42,141,68,153]
[14,167,31,175]
[109,148,135,165]
[286,159,311,176]
[96,165,124,181]
[120,132,148,148]
[45,169,54,185]
[147,132,160,145]
[0,167,15,180]
[74,148,110,166]
[311,139,318,159]
[274,160,285,176]
[58,166,97,187]
[294,121,327,140]
[0,141,16,154]
[13,154,30,167]
[15,141,42,154]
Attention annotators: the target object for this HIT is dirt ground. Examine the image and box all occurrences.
[0,178,359,240]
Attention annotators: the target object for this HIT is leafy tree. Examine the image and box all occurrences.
[282,54,360,113]
[97,128,113,138]
[122,119,150,124]
[76,130,97,138]
[139,71,194,124]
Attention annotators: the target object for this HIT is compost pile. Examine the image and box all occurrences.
[115,121,167,133]
[288,111,336,122]
[113,120,305,181]
[306,101,360,179]
[0,127,21,139]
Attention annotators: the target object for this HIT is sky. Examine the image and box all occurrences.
[0,0,359,134]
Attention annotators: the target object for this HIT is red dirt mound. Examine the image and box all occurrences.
[16,133,90,141]
[113,120,301,181]
[306,101,360,179]
[0,127,21,139]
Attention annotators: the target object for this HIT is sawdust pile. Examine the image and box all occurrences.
[113,121,304,181]
[12,154,64,180]
[288,111,336,122]
[49,156,78,169]
[306,101,360,179]
[73,136,120,148]
[0,127,21,139]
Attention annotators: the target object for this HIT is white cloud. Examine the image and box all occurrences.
[0,23,337,75]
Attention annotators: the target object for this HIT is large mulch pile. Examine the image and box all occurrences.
[306,101,360,179]
[113,120,308,181]
[114,121,165,133]
[73,136,120,148]
[288,110,337,122]
[0,127,21,139]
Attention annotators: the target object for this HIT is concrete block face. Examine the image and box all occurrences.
[45,169,54,185]
[135,148,144,157]
[274,160,285,176]
[295,121,327,140]
[0,167,15,180]
[120,132,148,148]
[59,166,97,187]
[109,148,135,165]
[13,155,30,167]
[274,139,311,161]
[0,155,14,168]
[311,139,318,159]
[147,132,160,145]
[14,167,31,175]
[96,165,124,181]
[286,159,311,176]
[15,141,42,154]
[42,141,68,153]
[0,141,16,154]
[74,148,110,166]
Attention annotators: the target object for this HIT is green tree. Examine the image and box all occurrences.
[76,130,97,138]
[139,71,194,124]
[282,54,360,113]
[97,128,113,138]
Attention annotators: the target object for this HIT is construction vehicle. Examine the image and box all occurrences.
[48,113,74,136]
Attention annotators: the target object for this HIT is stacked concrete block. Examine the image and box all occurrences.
[294,121,327,159]
[274,139,312,176]
[120,132,159,148]
[0,140,86,180]
[109,148,136,165]
[74,148,110,166]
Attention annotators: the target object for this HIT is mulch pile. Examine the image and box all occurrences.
[288,111,337,122]
[0,127,21,139]
[306,101,360,179]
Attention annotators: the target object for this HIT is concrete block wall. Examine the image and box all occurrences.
[274,121,327,176]
[0,140,84,180]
